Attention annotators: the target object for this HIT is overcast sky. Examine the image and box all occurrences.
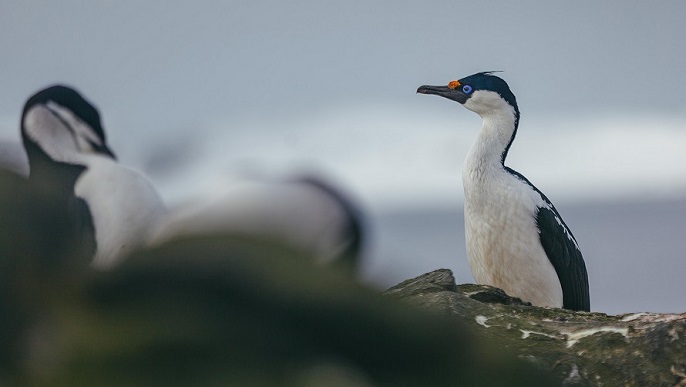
[2,1,686,208]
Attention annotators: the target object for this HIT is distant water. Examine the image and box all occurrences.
[364,198,686,315]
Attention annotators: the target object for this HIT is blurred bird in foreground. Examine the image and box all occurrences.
[0,228,555,386]
[15,84,365,270]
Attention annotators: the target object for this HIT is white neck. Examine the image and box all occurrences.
[463,92,518,180]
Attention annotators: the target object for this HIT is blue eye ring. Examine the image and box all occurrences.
[462,85,473,94]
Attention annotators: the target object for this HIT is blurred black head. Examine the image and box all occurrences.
[21,85,116,161]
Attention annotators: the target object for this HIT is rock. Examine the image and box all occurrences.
[3,236,558,386]
[386,269,686,386]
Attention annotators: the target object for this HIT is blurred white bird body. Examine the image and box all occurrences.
[151,177,363,266]
[74,154,166,267]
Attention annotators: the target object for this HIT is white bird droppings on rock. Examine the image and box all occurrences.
[475,315,490,328]
[565,327,629,348]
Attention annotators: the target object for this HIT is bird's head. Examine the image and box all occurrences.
[21,85,116,165]
[417,72,518,117]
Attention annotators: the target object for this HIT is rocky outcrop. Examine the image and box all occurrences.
[385,269,686,386]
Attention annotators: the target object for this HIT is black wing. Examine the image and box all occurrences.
[535,204,590,311]
[505,167,590,311]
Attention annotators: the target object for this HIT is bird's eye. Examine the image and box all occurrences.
[462,85,473,94]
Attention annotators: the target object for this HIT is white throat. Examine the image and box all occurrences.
[463,91,518,179]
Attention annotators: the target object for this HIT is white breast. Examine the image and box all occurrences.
[463,132,562,307]
[459,91,564,308]
[75,155,166,268]
[149,180,354,264]
[462,166,563,308]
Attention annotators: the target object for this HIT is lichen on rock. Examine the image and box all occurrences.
[385,269,686,386]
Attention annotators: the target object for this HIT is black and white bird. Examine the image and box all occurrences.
[417,72,590,311]
[149,175,364,270]
[21,85,166,268]
[20,86,363,270]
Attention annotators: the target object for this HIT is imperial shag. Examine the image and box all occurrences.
[21,85,166,268]
[150,175,364,270]
[417,72,590,311]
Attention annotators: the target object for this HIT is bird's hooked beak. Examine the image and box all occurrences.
[416,82,469,104]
